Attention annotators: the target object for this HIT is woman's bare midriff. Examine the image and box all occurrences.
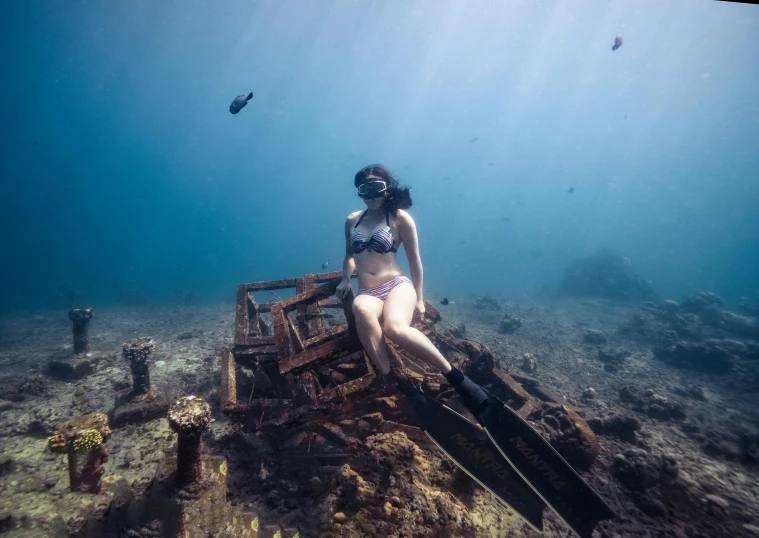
[355,252,403,289]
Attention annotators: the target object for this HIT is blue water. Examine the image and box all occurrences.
[2,0,758,311]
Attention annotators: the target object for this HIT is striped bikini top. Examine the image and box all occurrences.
[351,210,398,254]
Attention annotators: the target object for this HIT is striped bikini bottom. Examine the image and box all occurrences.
[356,276,412,302]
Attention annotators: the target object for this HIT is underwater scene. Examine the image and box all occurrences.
[1,1,759,537]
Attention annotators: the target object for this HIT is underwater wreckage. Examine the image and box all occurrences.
[32,269,614,537]
[222,270,615,537]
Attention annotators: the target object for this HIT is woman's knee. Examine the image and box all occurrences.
[352,297,379,322]
[383,319,408,341]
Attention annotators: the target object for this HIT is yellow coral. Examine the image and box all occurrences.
[219,460,227,476]
[72,429,103,452]
[48,433,66,453]
[562,405,599,457]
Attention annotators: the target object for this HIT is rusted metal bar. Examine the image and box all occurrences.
[234,284,251,346]
[302,325,347,348]
[272,304,294,361]
[286,316,305,353]
[245,293,262,337]
[232,345,278,357]
[297,274,323,339]
[318,299,347,308]
[280,334,361,374]
[247,398,293,408]
[313,270,347,282]
[276,279,341,312]
[220,347,237,411]
[317,373,375,404]
[238,277,300,291]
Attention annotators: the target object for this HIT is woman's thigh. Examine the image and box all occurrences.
[382,281,417,330]
[352,293,385,323]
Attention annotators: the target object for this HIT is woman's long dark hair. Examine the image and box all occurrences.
[354,164,412,213]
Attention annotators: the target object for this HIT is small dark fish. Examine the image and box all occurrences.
[322,260,330,269]
[529,249,542,259]
[229,92,254,114]
[33,141,38,147]
[470,137,479,143]
[624,114,627,120]
[612,34,623,51]
[440,298,449,305]
[567,186,575,193]
[487,162,495,167]
[501,216,511,223]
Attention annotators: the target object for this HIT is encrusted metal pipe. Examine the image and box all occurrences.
[47,413,111,493]
[168,396,212,489]
[122,337,155,395]
[68,308,94,354]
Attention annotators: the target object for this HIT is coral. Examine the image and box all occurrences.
[169,395,212,489]
[473,296,500,310]
[72,429,103,452]
[498,314,521,334]
[560,248,655,301]
[122,337,156,363]
[587,415,641,443]
[583,329,607,345]
[563,405,599,457]
[48,433,66,453]
[521,353,538,373]
[653,340,737,374]
[619,386,686,421]
[123,337,156,394]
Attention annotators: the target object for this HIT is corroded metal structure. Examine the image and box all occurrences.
[222,270,599,471]
[223,271,377,416]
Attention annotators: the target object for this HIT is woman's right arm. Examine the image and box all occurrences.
[337,215,356,299]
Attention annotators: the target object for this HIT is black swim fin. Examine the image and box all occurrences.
[479,390,616,538]
[397,379,546,533]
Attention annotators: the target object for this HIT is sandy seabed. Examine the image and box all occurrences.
[0,297,758,538]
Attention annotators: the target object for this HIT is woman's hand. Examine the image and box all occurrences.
[415,298,426,316]
[336,279,351,301]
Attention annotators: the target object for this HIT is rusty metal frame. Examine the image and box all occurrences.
[233,271,353,360]
[270,278,362,375]
[224,270,373,415]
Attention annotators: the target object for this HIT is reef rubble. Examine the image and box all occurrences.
[0,285,756,537]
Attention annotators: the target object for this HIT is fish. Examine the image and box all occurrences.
[322,260,330,269]
[488,162,496,167]
[440,298,449,305]
[229,92,254,114]
[612,34,623,51]
[470,137,479,143]
[567,186,575,193]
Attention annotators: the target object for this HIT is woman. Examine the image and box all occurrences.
[335,164,488,416]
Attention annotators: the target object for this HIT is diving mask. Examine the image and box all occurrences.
[358,180,387,199]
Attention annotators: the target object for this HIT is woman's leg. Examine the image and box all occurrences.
[352,294,392,375]
[383,281,489,416]
[381,282,451,372]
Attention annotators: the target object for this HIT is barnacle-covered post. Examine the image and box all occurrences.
[122,337,155,395]
[168,396,212,489]
[69,308,94,354]
[47,413,111,493]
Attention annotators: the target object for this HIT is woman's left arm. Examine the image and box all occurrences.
[398,211,425,312]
